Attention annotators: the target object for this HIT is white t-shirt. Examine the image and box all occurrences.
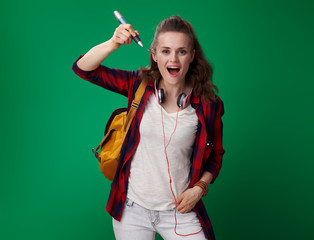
[127,94,198,210]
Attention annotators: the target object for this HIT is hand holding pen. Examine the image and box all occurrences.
[110,24,141,50]
[76,11,142,71]
[113,11,143,48]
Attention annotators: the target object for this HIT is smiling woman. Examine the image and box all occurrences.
[152,32,194,89]
[72,15,225,240]
[149,32,195,113]
[140,16,218,102]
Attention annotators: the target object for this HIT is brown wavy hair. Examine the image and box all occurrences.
[140,15,218,101]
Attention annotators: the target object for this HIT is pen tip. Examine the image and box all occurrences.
[138,42,143,47]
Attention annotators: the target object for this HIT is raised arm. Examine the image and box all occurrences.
[77,24,140,71]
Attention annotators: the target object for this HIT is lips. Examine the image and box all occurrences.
[167,65,181,77]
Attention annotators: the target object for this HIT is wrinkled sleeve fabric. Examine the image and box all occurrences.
[72,55,139,97]
[205,97,225,184]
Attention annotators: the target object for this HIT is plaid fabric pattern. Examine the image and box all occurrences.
[72,55,225,240]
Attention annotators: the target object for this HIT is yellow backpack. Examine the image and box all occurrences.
[92,81,147,181]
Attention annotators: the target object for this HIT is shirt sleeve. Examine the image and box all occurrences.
[204,97,225,184]
[72,55,139,97]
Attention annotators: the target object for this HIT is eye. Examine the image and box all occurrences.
[162,49,169,54]
[179,50,187,55]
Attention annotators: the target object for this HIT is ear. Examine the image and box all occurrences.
[151,50,157,62]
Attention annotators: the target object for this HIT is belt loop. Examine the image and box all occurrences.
[126,198,134,207]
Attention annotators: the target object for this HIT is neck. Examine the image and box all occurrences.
[159,79,188,99]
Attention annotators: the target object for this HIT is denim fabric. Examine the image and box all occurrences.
[112,198,207,240]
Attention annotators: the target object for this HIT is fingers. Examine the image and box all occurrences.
[176,203,185,213]
[175,188,202,213]
[175,194,183,205]
[175,194,190,213]
[116,29,132,45]
[177,202,191,213]
[112,24,139,47]
[124,24,138,37]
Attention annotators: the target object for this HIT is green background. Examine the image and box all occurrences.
[1,0,313,239]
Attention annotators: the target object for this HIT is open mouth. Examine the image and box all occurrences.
[167,66,180,76]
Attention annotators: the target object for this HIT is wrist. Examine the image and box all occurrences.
[107,38,120,50]
[193,180,209,197]
[193,185,204,198]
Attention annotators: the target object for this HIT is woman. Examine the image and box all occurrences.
[72,16,225,240]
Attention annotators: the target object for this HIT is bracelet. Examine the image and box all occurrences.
[193,180,208,197]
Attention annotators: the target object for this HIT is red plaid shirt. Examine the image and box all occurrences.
[72,55,225,240]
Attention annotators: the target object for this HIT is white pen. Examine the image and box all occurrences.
[114,10,143,47]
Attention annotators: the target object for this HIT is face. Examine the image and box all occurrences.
[152,32,195,87]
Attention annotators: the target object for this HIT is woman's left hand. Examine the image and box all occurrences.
[174,186,203,213]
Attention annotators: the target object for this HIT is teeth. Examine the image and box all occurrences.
[167,66,180,69]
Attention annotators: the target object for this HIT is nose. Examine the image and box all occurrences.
[170,52,178,62]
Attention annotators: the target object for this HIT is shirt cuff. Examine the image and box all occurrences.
[72,55,97,77]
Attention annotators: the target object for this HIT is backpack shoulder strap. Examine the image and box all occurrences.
[123,80,147,132]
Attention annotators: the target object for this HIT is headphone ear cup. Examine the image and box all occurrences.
[158,89,165,104]
[177,93,187,108]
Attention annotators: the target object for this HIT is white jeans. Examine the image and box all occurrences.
[112,198,207,240]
